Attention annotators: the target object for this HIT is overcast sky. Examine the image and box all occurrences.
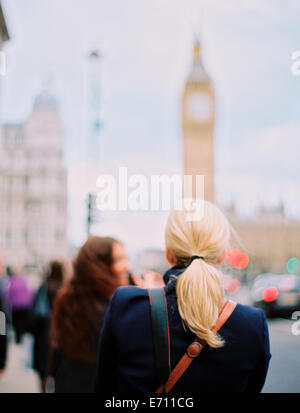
[1,0,300,252]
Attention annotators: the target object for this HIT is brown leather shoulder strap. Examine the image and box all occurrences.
[212,300,237,334]
[156,299,237,393]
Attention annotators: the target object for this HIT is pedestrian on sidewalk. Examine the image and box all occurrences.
[28,260,65,391]
[0,293,7,375]
[4,267,33,344]
[95,200,271,393]
[49,235,157,393]
[0,259,8,374]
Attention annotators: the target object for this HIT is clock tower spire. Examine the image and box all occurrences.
[182,39,215,202]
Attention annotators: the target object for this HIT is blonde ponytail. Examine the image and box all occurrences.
[165,200,231,348]
[176,259,225,348]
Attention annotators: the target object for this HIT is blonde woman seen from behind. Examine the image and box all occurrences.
[95,200,271,393]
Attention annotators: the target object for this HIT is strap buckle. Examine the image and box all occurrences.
[186,341,203,358]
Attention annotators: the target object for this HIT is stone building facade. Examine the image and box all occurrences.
[0,92,68,271]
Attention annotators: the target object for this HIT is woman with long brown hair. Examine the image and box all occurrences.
[49,235,157,393]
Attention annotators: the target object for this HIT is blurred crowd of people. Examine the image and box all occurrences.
[0,235,163,392]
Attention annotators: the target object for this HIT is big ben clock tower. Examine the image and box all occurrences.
[182,39,215,202]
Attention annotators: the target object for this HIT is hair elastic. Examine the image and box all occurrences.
[190,255,205,262]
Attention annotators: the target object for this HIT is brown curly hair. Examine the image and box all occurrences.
[51,236,122,362]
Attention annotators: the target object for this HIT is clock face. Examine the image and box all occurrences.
[186,92,213,122]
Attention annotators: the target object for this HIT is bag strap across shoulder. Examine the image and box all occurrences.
[147,288,171,388]
[148,288,237,394]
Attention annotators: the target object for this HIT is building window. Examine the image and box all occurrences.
[40,169,47,185]
[16,131,24,145]
[56,200,65,213]
[26,150,32,162]
[23,229,28,244]
[24,200,40,213]
[5,229,11,244]
[7,175,13,191]
[55,229,64,241]
[24,175,30,189]
[7,199,12,212]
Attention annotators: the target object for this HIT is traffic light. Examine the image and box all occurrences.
[87,193,93,236]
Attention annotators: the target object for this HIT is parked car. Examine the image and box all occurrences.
[250,273,300,317]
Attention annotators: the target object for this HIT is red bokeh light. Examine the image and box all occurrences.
[263,286,278,302]
[226,279,241,295]
[225,249,249,270]
[235,252,249,269]
[222,274,241,295]
[225,249,240,266]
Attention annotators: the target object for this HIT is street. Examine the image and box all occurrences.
[0,333,39,393]
[232,285,300,393]
[263,317,300,393]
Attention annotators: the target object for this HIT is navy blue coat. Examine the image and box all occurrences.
[95,266,271,393]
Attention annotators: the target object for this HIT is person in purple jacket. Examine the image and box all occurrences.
[4,266,33,344]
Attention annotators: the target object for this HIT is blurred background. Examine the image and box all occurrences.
[0,0,300,393]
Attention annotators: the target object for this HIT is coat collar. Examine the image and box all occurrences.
[163,265,187,294]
